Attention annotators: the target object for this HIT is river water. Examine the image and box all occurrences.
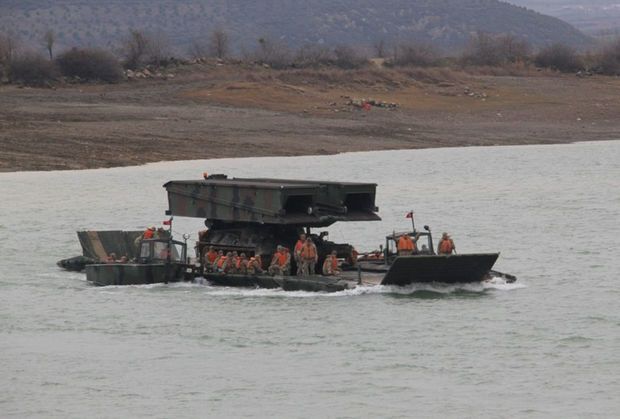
[1,141,619,418]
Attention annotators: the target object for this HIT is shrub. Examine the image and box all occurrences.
[462,32,531,66]
[534,43,583,73]
[391,43,440,67]
[8,53,56,86]
[254,37,292,69]
[596,39,620,75]
[56,48,123,82]
[333,45,367,69]
[293,44,333,68]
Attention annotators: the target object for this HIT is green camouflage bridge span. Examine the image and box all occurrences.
[164,176,381,227]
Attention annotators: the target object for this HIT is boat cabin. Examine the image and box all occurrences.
[138,238,188,264]
[384,226,435,262]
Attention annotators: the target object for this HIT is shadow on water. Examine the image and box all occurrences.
[386,288,490,300]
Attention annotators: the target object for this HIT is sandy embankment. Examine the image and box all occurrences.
[1,64,619,172]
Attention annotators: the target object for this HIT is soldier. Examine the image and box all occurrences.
[213,250,226,272]
[397,233,419,256]
[268,246,289,276]
[300,238,318,276]
[294,233,306,274]
[247,256,264,275]
[140,227,156,241]
[281,247,291,275]
[236,253,249,275]
[438,233,456,255]
[204,246,218,267]
[322,250,341,276]
[228,251,240,274]
[348,247,359,267]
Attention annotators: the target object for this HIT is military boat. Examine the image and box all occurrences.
[85,237,194,286]
[164,174,515,289]
[59,174,515,290]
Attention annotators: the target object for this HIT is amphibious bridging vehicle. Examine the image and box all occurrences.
[58,174,515,290]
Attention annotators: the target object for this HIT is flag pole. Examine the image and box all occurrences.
[410,210,415,233]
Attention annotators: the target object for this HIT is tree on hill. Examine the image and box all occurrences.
[208,29,229,59]
[43,29,55,60]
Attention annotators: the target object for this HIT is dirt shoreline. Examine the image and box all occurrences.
[2,65,620,172]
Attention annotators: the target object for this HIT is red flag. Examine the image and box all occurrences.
[405,211,414,219]
[163,219,172,226]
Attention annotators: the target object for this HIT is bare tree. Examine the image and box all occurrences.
[596,37,620,75]
[461,32,531,66]
[209,29,229,59]
[122,30,150,69]
[293,44,332,68]
[498,34,531,64]
[374,39,386,58]
[333,45,367,69]
[254,37,291,69]
[0,32,19,66]
[534,43,583,73]
[147,31,171,68]
[392,42,440,67]
[43,29,55,60]
[188,40,208,59]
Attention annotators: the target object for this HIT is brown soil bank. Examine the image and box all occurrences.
[1,65,619,172]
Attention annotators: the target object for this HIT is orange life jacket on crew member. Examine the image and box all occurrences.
[217,256,227,269]
[294,240,304,254]
[331,257,339,271]
[143,229,154,239]
[301,243,317,259]
[206,250,218,264]
[277,251,288,266]
[439,239,454,254]
[236,258,244,269]
[398,236,415,251]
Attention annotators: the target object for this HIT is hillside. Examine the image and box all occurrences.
[0,0,593,55]
[508,1,620,35]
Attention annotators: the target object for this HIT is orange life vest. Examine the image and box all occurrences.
[217,256,227,269]
[277,251,288,266]
[331,257,339,271]
[206,250,218,264]
[398,236,415,251]
[143,229,154,239]
[439,239,454,254]
[236,258,244,269]
[294,240,304,253]
[301,243,317,259]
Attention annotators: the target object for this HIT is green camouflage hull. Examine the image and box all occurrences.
[380,253,500,286]
[85,263,186,286]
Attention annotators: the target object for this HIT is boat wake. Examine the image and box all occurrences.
[92,277,524,298]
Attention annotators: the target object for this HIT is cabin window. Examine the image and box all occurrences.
[140,242,151,258]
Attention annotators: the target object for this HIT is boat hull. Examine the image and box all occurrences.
[85,263,186,286]
[204,273,350,292]
[380,253,500,286]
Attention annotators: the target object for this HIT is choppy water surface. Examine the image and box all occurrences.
[1,142,619,418]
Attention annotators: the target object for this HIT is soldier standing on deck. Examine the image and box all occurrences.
[437,232,456,255]
[300,238,318,276]
[294,233,306,275]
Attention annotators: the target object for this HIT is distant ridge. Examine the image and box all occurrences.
[0,0,593,53]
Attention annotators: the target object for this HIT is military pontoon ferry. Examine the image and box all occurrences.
[58,174,515,291]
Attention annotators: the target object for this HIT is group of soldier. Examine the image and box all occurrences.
[203,247,264,275]
[397,232,456,256]
[202,233,344,277]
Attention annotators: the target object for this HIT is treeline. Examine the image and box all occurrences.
[1,29,620,87]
